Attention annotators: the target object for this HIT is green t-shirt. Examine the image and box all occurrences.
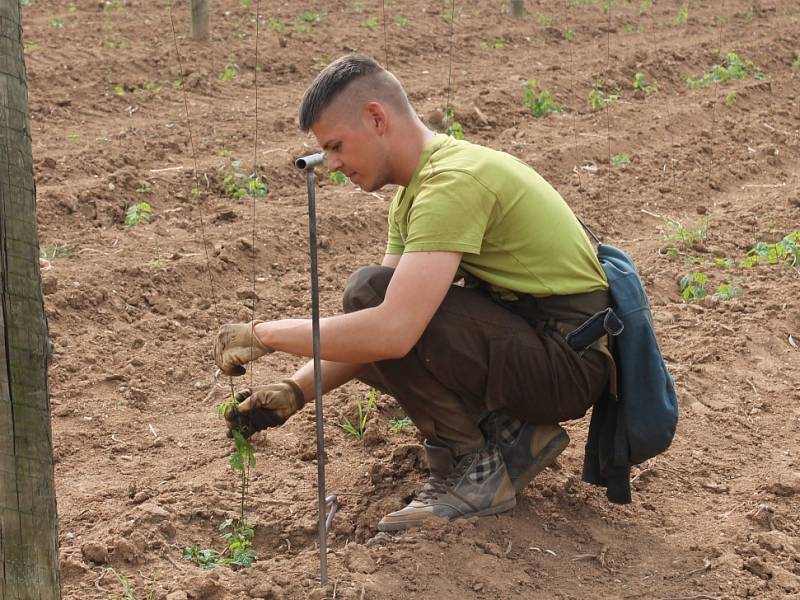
[386,134,607,297]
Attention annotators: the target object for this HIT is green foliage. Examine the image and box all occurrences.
[563,29,576,41]
[673,4,688,25]
[524,79,561,118]
[103,0,126,12]
[221,63,238,81]
[352,2,365,11]
[659,214,708,248]
[329,171,350,185]
[183,545,222,569]
[713,283,742,301]
[741,231,800,268]
[537,14,556,27]
[725,90,737,106]
[269,17,285,32]
[389,417,414,433]
[639,0,653,14]
[679,271,708,303]
[146,257,165,269]
[480,37,507,50]
[223,161,268,201]
[792,54,800,69]
[714,258,732,269]
[219,518,256,568]
[125,202,152,227]
[363,15,378,31]
[102,567,154,600]
[299,11,321,23]
[49,16,64,28]
[113,85,126,95]
[443,107,465,140]
[588,86,618,111]
[396,15,409,27]
[611,153,630,166]
[340,388,377,440]
[40,243,74,260]
[632,72,657,94]
[623,23,643,34]
[687,52,763,88]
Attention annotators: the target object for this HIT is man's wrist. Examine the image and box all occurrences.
[253,321,271,352]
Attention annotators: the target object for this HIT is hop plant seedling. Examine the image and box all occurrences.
[673,4,688,25]
[389,416,414,433]
[363,15,378,31]
[687,52,764,88]
[329,171,350,185]
[678,271,708,303]
[443,107,465,140]
[125,202,152,227]
[588,86,618,111]
[632,72,657,95]
[611,153,630,167]
[221,63,238,81]
[524,80,561,118]
[713,283,742,301]
[740,231,800,268]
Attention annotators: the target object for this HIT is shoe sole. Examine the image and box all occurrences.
[377,497,517,532]
[513,429,570,494]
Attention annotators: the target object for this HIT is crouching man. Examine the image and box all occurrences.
[214,54,612,532]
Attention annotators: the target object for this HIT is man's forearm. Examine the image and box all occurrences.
[291,358,366,404]
[255,306,410,363]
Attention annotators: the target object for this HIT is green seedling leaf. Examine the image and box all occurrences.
[611,153,630,166]
[524,79,561,118]
[125,202,152,227]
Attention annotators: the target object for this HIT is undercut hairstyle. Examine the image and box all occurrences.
[298,54,411,131]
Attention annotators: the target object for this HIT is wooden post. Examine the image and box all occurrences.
[0,2,62,599]
[191,0,208,40]
[510,0,524,17]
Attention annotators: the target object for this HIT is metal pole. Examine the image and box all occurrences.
[295,152,328,584]
[510,0,524,17]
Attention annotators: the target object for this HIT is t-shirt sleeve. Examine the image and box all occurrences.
[403,170,495,254]
[386,193,405,255]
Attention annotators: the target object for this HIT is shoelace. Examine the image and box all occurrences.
[415,451,479,502]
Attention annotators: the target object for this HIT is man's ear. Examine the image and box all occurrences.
[364,101,388,134]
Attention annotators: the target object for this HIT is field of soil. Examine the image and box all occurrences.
[20,0,800,598]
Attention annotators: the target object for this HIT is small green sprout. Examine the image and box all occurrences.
[113,85,126,95]
[268,17,285,32]
[49,16,64,28]
[632,72,657,94]
[741,232,800,268]
[339,388,377,440]
[221,63,238,81]
[396,15,409,27]
[687,52,764,88]
[329,171,349,185]
[712,283,742,301]
[588,86,618,111]
[389,417,414,433]
[480,37,507,50]
[563,29,576,41]
[443,107,465,140]
[524,79,561,117]
[536,14,556,26]
[714,258,732,269]
[678,271,708,303]
[725,90,737,106]
[792,54,800,69]
[125,202,152,227]
[363,15,378,31]
[299,11,321,23]
[611,153,630,166]
[40,243,74,260]
[673,4,688,25]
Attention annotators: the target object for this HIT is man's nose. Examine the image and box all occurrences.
[327,153,343,171]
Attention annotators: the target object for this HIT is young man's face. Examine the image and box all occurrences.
[310,104,389,193]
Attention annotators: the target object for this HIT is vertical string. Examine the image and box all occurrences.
[708,0,726,164]
[249,0,261,390]
[381,0,389,68]
[445,0,455,117]
[604,0,612,234]
[167,3,221,326]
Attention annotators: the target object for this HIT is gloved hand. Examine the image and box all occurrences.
[214,320,273,376]
[225,380,306,439]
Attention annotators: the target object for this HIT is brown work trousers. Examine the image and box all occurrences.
[342,266,611,456]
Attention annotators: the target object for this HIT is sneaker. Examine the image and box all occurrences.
[377,445,516,532]
[497,419,570,494]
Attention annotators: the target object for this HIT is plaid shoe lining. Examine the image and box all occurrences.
[468,447,503,483]
[495,414,525,446]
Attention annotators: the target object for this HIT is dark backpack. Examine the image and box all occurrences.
[581,243,679,504]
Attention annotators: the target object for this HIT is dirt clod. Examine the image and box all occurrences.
[80,540,109,565]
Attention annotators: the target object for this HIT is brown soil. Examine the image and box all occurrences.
[23,0,800,598]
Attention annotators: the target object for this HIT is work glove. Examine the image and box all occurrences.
[225,380,306,439]
[214,320,272,376]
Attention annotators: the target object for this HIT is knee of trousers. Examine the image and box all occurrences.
[342,265,394,313]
